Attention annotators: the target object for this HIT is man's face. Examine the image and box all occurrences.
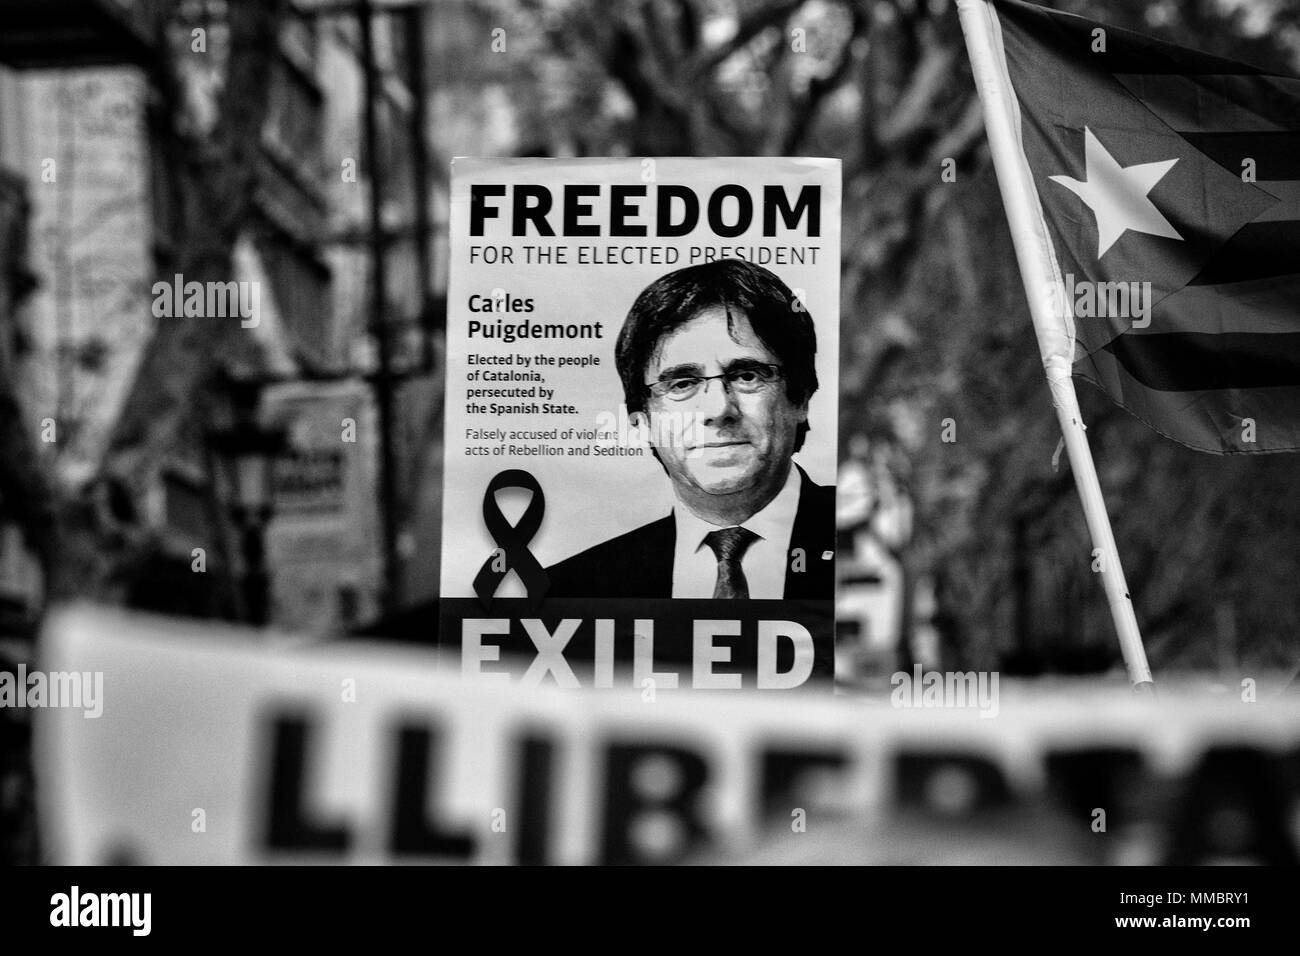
[636,306,807,511]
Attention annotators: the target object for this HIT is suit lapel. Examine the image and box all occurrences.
[783,468,836,600]
[639,514,676,598]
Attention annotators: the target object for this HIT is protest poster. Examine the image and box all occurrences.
[438,158,842,689]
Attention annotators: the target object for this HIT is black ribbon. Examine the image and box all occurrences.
[472,469,550,609]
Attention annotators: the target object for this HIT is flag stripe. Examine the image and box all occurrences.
[1188,221,1300,284]
[1102,331,1300,391]
[1150,272,1300,336]
[1094,49,1266,78]
[992,1,1277,77]
[1179,132,1300,179]
[1077,346,1300,453]
[1115,73,1300,133]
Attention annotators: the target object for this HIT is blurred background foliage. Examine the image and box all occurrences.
[458,0,1300,674]
[1,0,1297,676]
[3,0,1297,870]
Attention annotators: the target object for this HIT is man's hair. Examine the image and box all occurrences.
[615,259,819,452]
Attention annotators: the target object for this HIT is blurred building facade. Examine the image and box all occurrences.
[0,0,446,635]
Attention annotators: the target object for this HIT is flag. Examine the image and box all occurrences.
[986,0,1300,453]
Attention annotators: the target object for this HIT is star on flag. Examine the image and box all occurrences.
[1049,127,1183,258]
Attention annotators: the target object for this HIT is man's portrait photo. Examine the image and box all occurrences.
[547,258,836,600]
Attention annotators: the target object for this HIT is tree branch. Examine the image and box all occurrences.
[780,2,866,153]
[689,0,805,77]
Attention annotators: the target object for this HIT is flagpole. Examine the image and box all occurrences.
[955,0,1154,690]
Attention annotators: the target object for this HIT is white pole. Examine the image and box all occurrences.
[955,0,1154,689]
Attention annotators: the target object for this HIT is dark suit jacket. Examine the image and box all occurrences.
[545,467,836,600]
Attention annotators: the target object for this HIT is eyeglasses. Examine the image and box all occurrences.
[646,362,783,402]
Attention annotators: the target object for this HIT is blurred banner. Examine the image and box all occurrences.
[36,606,1300,865]
[439,158,841,688]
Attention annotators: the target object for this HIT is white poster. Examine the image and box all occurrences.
[439,158,842,688]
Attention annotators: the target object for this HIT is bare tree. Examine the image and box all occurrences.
[0,0,290,605]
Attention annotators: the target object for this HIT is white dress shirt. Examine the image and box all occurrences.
[670,465,802,599]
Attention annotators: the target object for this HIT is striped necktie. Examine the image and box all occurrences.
[703,527,760,599]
